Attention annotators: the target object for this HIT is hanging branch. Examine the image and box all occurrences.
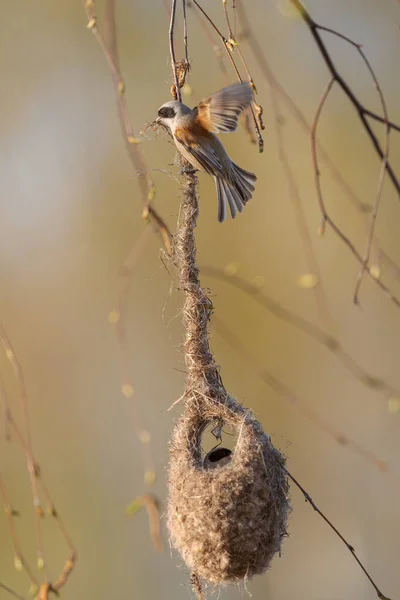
[289,0,399,307]
[283,467,392,600]
[0,582,26,600]
[267,69,333,329]
[202,266,400,404]
[0,324,76,600]
[212,315,388,472]
[189,0,264,151]
[83,0,171,251]
[83,0,163,552]
[310,80,400,309]
[235,0,400,286]
[182,0,189,66]
[169,0,182,102]
[289,0,399,187]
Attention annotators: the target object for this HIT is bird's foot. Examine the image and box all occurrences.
[180,166,198,175]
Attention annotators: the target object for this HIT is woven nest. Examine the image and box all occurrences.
[167,397,290,585]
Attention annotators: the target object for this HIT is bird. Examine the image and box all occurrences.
[156,82,257,223]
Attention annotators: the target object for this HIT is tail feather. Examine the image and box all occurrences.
[214,163,257,223]
[216,177,242,221]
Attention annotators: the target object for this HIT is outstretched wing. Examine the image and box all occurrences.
[194,82,253,134]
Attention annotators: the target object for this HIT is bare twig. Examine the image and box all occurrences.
[0,324,76,595]
[83,0,171,250]
[351,45,390,303]
[268,77,333,330]
[202,267,400,402]
[99,0,162,551]
[0,323,47,578]
[288,0,400,307]
[169,0,182,101]
[182,0,189,65]
[0,474,39,589]
[186,2,228,77]
[213,316,388,472]
[0,582,26,600]
[310,81,400,309]
[289,0,400,197]
[190,0,264,151]
[0,373,11,441]
[127,495,163,552]
[236,0,400,283]
[283,466,392,600]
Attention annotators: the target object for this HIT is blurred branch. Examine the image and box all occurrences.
[310,81,400,309]
[0,323,76,597]
[126,494,163,552]
[289,0,400,307]
[99,0,163,552]
[266,68,334,330]
[213,315,388,472]
[108,227,163,551]
[236,0,400,285]
[0,582,26,600]
[0,473,39,590]
[182,0,189,67]
[188,0,264,151]
[283,466,392,600]
[83,0,172,252]
[186,2,228,77]
[202,267,400,402]
[0,324,45,580]
[169,0,182,102]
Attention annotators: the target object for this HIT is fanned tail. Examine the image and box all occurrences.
[214,163,257,223]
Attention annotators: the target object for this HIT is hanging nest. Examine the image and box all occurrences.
[167,396,290,585]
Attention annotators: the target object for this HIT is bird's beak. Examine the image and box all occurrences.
[156,117,161,123]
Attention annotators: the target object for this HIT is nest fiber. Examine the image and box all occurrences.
[167,398,290,585]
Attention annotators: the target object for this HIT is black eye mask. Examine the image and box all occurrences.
[158,106,176,119]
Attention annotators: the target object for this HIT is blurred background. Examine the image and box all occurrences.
[1,1,399,599]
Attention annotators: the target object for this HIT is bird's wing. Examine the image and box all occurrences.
[174,128,224,176]
[194,82,253,134]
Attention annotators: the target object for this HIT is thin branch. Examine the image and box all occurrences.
[127,495,163,552]
[0,373,11,441]
[289,0,400,197]
[296,16,392,305]
[283,466,392,600]
[182,0,189,65]
[102,0,163,551]
[222,0,234,39]
[0,473,39,589]
[186,1,228,77]
[236,0,400,283]
[83,0,171,250]
[169,0,182,102]
[202,267,400,402]
[353,52,390,303]
[267,77,334,330]
[0,583,26,600]
[0,323,47,579]
[213,316,388,472]
[0,327,77,593]
[310,81,400,309]
[190,0,264,151]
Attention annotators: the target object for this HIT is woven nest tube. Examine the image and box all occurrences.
[167,396,290,585]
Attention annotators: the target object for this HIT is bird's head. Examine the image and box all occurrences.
[156,100,191,133]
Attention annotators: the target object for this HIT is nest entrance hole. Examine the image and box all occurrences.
[201,419,238,470]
